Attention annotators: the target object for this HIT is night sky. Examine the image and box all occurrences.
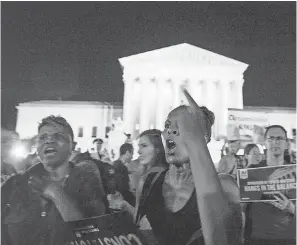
[1,2,296,130]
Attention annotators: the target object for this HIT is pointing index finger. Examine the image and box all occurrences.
[181,86,206,131]
[181,86,200,113]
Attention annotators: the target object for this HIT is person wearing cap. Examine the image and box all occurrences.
[217,125,241,178]
[1,116,107,245]
[91,138,104,160]
[91,138,112,163]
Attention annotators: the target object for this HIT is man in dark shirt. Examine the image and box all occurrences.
[244,125,296,245]
[1,116,107,245]
[112,143,135,206]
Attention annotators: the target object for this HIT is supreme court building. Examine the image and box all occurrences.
[119,43,249,140]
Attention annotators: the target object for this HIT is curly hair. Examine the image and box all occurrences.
[38,115,74,141]
[139,129,168,167]
[175,105,215,142]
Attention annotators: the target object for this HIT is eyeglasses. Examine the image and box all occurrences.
[38,133,69,142]
[266,136,286,142]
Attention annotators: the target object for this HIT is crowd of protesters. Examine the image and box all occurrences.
[1,88,296,245]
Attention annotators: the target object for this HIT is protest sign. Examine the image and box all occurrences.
[64,211,148,245]
[228,110,269,143]
[237,164,296,202]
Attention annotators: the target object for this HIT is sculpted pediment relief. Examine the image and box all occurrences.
[119,43,248,70]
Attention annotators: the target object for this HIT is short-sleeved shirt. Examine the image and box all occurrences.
[217,154,240,177]
[1,161,107,245]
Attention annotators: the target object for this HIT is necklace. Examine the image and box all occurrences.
[163,165,195,212]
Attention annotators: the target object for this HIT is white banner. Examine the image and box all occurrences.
[228,110,269,143]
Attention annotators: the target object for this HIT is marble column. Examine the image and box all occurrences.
[132,79,141,136]
[102,105,108,138]
[123,77,134,134]
[180,80,189,105]
[211,80,220,139]
[163,79,174,121]
[173,79,181,108]
[108,104,113,125]
[228,81,235,109]
[188,79,196,104]
[156,79,166,130]
[205,80,217,112]
[139,78,151,133]
[236,78,244,109]
[199,80,207,107]
[219,79,231,137]
[148,78,157,129]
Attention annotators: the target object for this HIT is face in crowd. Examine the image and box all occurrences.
[162,106,214,167]
[36,117,74,169]
[120,143,134,164]
[96,141,103,153]
[138,130,165,166]
[126,149,133,163]
[138,135,156,165]
[265,126,288,157]
[228,140,241,155]
[244,144,262,166]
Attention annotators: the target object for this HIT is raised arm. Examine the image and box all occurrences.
[179,88,242,245]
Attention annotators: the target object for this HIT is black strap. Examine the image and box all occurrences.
[135,170,164,225]
[185,228,203,245]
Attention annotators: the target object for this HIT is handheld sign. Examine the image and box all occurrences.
[64,211,148,245]
[237,164,296,202]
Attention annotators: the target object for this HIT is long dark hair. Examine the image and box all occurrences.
[244,144,259,156]
[244,144,259,166]
[139,129,168,168]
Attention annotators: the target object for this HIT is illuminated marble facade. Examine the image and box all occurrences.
[119,43,249,139]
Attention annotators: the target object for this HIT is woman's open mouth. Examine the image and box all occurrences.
[44,147,58,156]
[166,139,176,154]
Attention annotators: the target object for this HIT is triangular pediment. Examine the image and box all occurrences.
[119,43,248,69]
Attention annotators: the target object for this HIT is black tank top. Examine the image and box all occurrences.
[142,171,203,245]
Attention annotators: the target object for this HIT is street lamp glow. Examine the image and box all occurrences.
[10,143,28,159]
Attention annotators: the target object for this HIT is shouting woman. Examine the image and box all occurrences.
[137,88,242,245]
[116,88,242,245]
